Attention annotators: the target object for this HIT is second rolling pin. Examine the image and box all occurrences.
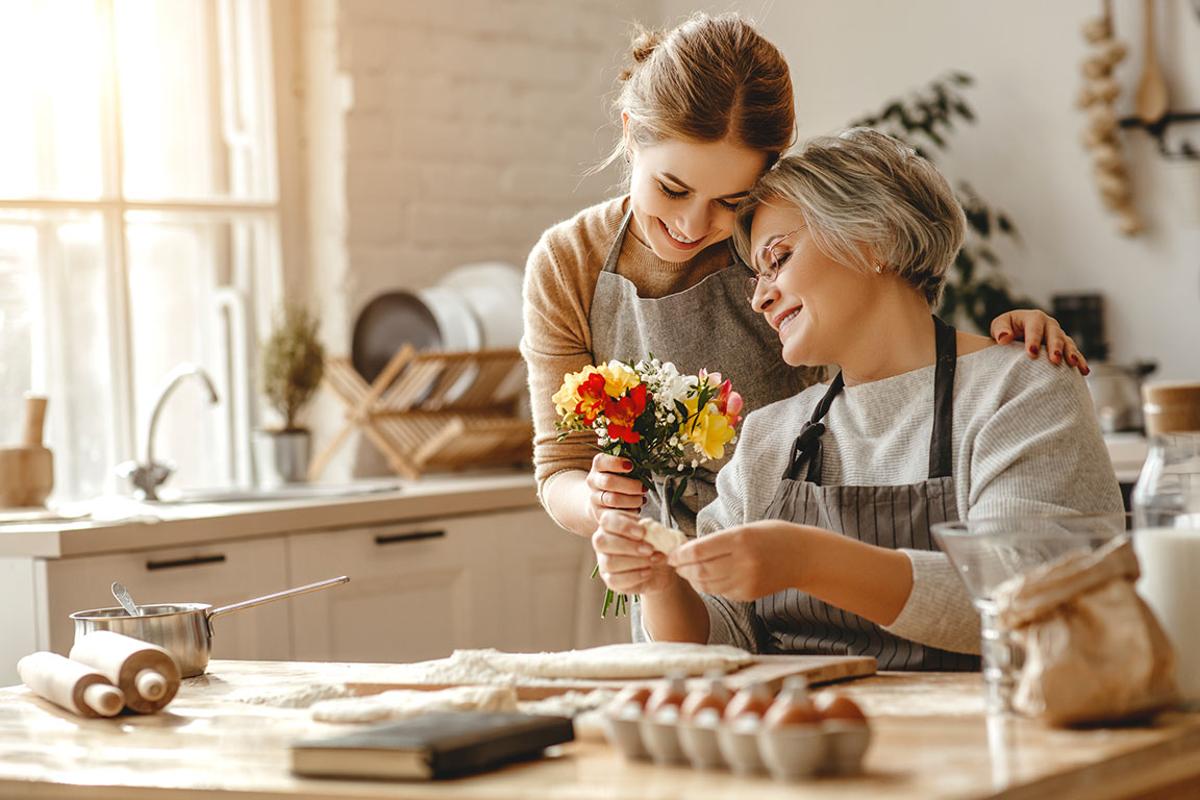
[17,652,125,718]
[69,631,181,713]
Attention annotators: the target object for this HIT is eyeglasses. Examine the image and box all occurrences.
[745,227,805,302]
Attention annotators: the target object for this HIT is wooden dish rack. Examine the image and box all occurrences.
[310,346,531,480]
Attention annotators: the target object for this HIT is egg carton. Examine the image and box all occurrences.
[603,707,871,781]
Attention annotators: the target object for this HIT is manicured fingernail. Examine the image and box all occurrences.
[622,460,633,470]
[1029,344,1039,356]
[1069,354,1078,364]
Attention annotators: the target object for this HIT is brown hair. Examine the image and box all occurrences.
[599,13,795,171]
[734,128,966,307]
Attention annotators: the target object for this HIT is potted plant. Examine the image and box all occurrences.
[256,304,325,486]
[850,72,1040,331]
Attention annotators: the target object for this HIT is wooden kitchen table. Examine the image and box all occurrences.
[1,660,1198,799]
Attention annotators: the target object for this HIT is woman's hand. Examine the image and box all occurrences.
[989,310,1090,375]
[592,510,677,595]
[585,454,646,525]
[667,520,801,602]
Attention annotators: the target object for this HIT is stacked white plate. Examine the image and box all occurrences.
[351,262,525,404]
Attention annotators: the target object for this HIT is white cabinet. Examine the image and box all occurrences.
[494,510,628,651]
[44,537,292,661]
[286,508,618,663]
[286,516,505,663]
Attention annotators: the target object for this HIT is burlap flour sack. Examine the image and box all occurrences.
[994,535,1178,725]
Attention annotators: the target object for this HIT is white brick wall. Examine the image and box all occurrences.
[297,0,663,478]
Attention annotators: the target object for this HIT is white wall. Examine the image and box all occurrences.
[294,0,660,477]
[665,0,1199,379]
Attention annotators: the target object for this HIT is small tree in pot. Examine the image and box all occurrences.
[257,304,325,485]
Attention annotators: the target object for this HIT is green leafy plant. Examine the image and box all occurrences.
[850,72,1041,331]
[261,304,325,432]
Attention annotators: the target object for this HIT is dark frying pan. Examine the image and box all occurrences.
[351,292,442,383]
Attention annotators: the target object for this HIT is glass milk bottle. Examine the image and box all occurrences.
[1131,381,1200,706]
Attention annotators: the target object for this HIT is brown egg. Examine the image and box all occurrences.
[764,677,821,728]
[723,682,774,723]
[610,685,652,712]
[816,692,868,724]
[680,677,731,723]
[644,675,688,717]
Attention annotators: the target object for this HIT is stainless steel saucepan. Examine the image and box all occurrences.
[70,576,349,677]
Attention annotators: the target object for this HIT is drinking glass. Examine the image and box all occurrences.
[932,513,1127,714]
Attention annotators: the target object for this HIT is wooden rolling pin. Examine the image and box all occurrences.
[69,631,181,714]
[0,394,54,508]
[17,652,125,718]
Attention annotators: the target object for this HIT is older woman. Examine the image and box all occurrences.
[592,128,1124,667]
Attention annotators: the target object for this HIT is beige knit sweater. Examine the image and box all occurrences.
[520,196,732,493]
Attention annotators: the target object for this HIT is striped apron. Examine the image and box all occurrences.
[749,315,979,670]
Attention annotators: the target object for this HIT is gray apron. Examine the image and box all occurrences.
[589,208,804,535]
[710,316,980,670]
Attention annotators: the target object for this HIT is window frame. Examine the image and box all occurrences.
[0,0,299,495]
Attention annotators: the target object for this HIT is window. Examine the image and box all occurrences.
[0,0,282,500]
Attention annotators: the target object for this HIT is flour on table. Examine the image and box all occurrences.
[311,685,518,723]
[225,683,356,708]
[640,518,687,555]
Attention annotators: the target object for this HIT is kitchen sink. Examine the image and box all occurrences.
[152,480,403,504]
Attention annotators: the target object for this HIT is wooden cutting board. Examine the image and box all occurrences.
[345,654,876,701]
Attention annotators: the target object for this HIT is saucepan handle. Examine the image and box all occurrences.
[207,575,349,619]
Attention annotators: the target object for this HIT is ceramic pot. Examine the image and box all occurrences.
[254,429,310,486]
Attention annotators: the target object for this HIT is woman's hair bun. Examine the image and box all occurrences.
[619,26,664,81]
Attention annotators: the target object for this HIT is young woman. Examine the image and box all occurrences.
[522,13,1086,545]
[592,129,1123,665]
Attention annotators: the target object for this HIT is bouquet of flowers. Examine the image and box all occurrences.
[553,357,744,616]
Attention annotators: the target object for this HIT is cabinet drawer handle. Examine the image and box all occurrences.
[374,530,446,546]
[145,554,227,571]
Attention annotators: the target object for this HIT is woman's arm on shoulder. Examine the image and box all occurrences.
[966,356,1122,518]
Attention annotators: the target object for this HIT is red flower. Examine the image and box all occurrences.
[604,384,647,444]
[575,372,608,423]
[716,379,744,427]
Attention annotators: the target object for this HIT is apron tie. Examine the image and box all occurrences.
[785,421,826,481]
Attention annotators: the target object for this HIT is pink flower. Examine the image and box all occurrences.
[715,379,743,426]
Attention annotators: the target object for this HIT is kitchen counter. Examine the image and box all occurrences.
[0,471,538,559]
[0,660,1198,799]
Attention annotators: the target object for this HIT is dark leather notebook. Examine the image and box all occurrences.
[290,711,575,780]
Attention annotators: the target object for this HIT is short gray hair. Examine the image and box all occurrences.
[733,127,965,306]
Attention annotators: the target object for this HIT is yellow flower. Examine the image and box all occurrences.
[596,361,640,398]
[553,366,600,417]
[679,399,737,461]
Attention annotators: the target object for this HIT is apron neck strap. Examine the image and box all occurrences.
[928,314,957,479]
[787,315,958,483]
[603,209,634,274]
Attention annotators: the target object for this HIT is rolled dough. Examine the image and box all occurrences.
[310,685,518,723]
[476,642,753,679]
[640,518,687,555]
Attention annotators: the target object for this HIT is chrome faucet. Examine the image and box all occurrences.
[117,363,220,500]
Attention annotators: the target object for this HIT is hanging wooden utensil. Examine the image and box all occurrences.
[1134,0,1169,125]
[0,394,54,509]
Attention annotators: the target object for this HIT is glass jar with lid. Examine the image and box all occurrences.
[1131,381,1200,706]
